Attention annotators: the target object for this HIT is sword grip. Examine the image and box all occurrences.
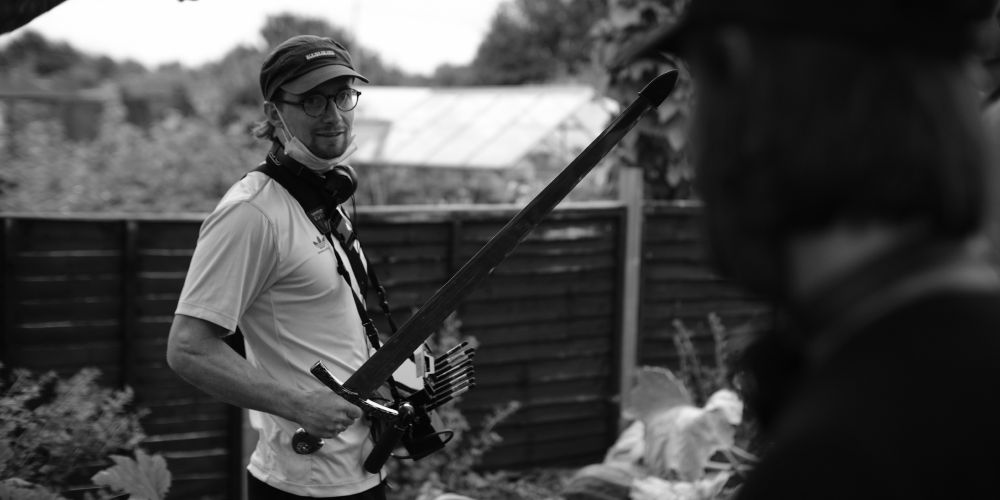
[364,403,414,473]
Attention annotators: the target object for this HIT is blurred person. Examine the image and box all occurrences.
[615,1,1000,498]
[167,35,387,499]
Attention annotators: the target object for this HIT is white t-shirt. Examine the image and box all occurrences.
[175,171,383,496]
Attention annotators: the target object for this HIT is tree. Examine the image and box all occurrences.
[592,0,695,200]
[0,30,147,91]
[189,13,422,128]
[468,0,608,85]
[260,13,418,85]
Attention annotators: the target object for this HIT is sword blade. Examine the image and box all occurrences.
[341,71,680,395]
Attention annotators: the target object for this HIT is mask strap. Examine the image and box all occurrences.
[269,102,294,145]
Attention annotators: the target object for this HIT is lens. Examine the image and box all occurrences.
[302,95,328,117]
[335,90,360,112]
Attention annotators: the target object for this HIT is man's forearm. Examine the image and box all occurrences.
[166,314,304,422]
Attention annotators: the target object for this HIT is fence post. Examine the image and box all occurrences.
[120,220,139,389]
[617,166,644,428]
[0,218,13,363]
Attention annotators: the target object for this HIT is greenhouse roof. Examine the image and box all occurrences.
[352,85,615,170]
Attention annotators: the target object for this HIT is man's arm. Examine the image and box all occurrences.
[166,314,361,437]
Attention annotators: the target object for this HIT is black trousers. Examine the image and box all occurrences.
[247,473,386,500]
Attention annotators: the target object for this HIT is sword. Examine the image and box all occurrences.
[293,70,680,455]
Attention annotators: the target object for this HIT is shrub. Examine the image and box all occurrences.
[385,313,524,500]
[672,313,733,406]
[0,365,147,493]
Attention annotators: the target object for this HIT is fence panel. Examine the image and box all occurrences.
[0,204,627,494]
[638,203,768,386]
[356,205,625,469]
[1,202,769,496]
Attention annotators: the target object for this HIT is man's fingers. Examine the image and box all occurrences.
[344,405,363,420]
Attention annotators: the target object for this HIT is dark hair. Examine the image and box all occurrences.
[692,34,990,294]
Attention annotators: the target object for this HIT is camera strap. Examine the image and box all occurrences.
[254,152,396,354]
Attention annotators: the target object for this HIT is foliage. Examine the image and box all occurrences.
[560,315,756,500]
[0,365,147,492]
[260,14,418,87]
[386,313,524,500]
[0,6,629,213]
[0,105,263,213]
[592,0,697,200]
[672,313,732,406]
[670,314,760,483]
[0,478,65,500]
[0,30,143,92]
[469,0,608,85]
[91,449,171,500]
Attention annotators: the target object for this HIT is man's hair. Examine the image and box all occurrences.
[252,90,284,143]
[693,34,991,293]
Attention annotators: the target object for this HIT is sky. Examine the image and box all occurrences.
[0,0,507,75]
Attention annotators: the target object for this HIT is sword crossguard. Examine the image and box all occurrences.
[292,361,400,455]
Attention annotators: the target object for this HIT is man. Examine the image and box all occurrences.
[167,35,386,499]
[614,1,1000,498]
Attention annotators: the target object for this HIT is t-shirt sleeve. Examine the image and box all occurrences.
[175,200,277,332]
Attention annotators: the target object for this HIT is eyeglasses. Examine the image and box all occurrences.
[280,88,361,117]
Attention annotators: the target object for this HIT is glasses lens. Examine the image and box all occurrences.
[301,95,327,117]
[335,90,359,112]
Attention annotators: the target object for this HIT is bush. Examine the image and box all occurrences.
[386,313,527,500]
[0,104,264,214]
[0,365,147,494]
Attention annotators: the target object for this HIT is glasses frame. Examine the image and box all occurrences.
[279,88,362,117]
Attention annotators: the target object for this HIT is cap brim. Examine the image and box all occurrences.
[282,65,370,95]
[607,22,687,73]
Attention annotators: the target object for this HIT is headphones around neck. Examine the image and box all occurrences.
[323,164,358,206]
[267,144,358,206]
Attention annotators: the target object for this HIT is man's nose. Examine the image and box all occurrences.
[320,100,345,123]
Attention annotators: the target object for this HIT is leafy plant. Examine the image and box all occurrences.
[592,0,697,200]
[386,314,523,500]
[672,313,732,405]
[91,449,171,500]
[0,365,147,489]
[0,478,65,500]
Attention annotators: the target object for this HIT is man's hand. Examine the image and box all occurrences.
[167,314,363,439]
[295,389,363,438]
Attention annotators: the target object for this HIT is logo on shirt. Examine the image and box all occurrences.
[313,235,329,252]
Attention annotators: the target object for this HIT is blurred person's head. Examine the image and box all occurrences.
[617,0,999,301]
[252,35,368,163]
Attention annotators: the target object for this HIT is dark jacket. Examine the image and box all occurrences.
[737,289,1000,499]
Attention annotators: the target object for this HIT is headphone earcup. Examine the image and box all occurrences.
[323,165,358,205]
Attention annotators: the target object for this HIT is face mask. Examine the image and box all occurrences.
[273,105,357,174]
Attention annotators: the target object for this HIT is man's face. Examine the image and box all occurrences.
[276,76,356,159]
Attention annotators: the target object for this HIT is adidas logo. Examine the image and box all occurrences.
[313,235,328,251]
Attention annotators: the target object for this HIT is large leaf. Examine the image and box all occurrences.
[91,449,170,500]
[644,389,742,481]
[622,366,693,422]
[604,420,646,468]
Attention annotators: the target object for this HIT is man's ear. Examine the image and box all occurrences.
[263,101,281,123]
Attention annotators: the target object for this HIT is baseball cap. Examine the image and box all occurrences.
[610,0,999,70]
[260,35,370,101]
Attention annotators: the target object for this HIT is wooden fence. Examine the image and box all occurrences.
[0,201,763,499]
